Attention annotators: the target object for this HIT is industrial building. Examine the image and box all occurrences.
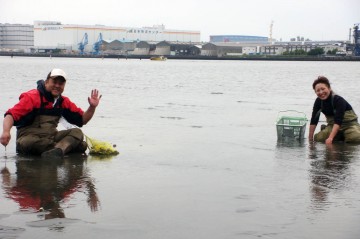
[34,21,200,54]
[0,23,33,51]
[200,41,346,57]
[0,21,357,57]
[261,42,343,55]
[201,42,250,57]
[210,35,268,44]
[128,41,200,56]
[352,24,360,56]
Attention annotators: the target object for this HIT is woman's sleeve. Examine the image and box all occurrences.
[310,98,321,125]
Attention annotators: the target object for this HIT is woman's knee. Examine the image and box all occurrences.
[344,125,360,143]
[314,126,332,142]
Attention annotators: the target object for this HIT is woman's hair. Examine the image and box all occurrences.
[312,76,331,90]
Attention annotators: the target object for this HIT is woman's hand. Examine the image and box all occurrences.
[325,137,334,145]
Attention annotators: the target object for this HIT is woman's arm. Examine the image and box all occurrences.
[308,124,317,141]
[325,124,340,144]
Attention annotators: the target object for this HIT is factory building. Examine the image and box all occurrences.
[210,35,268,44]
[353,24,360,56]
[201,42,263,57]
[129,41,200,56]
[0,21,353,57]
[34,21,200,53]
[0,23,34,51]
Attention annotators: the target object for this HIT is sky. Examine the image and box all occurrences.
[0,0,359,42]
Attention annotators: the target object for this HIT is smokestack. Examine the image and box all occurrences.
[349,28,352,42]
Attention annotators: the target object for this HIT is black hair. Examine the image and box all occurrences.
[312,76,331,90]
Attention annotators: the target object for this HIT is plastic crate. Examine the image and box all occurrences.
[276,111,307,140]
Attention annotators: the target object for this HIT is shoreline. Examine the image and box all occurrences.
[1,52,360,61]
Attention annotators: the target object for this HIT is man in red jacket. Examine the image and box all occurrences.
[0,69,102,159]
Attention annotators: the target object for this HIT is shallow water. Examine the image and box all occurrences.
[1,56,360,238]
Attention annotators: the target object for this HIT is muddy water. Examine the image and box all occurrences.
[1,56,360,239]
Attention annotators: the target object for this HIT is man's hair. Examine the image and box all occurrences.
[312,76,331,90]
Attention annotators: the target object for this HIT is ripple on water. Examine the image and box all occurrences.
[0,225,25,237]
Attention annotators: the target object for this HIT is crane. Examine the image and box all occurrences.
[92,33,103,55]
[78,33,88,54]
[353,23,360,56]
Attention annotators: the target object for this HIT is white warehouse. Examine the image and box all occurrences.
[34,21,201,53]
[0,23,33,51]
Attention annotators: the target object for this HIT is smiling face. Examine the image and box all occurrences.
[314,83,331,100]
[45,77,66,97]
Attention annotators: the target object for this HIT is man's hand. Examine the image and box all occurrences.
[0,131,11,146]
[88,89,102,108]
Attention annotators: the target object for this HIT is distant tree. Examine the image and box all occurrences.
[52,49,62,54]
[307,47,325,56]
[282,51,290,55]
[326,49,338,55]
[293,49,306,55]
[282,49,306,56]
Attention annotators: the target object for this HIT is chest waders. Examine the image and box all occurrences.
[314,94,360,143]
[16,95,85,155]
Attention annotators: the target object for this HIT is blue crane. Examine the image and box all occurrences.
[78,33,88,54]
[92,33,103,55]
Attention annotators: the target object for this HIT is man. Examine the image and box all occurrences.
[0,69,102,159]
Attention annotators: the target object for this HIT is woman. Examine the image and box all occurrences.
[309,76,360,144]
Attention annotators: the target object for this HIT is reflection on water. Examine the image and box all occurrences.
[1,156,100,223]
[1,57,360,238]
[276,138,306,148]
[308,143,357,209]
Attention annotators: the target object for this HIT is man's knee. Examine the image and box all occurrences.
[68,128,84,141]
[55,128,84,142]
[17,136,53,154]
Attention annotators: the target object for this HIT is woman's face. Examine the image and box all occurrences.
[314,83,331,100]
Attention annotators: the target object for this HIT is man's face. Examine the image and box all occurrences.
[45,77,66,97]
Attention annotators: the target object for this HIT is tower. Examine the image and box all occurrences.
[269,20,274,44]
[353,24,360,56]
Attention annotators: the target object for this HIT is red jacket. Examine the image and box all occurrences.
[5,80,84,128]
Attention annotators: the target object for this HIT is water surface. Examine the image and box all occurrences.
[1,56,360,239]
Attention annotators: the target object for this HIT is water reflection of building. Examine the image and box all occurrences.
[1,158,100,219]
[308,143,357,208]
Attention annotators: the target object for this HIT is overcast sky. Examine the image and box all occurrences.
[1,0,359,42]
